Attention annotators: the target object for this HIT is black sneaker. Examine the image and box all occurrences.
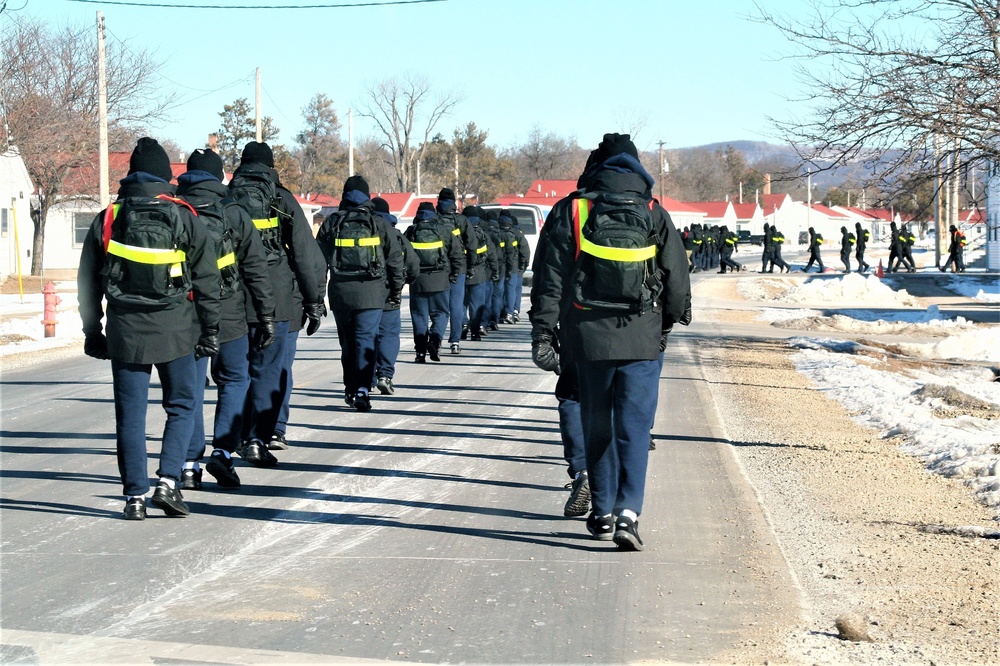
[613,515,644,551]
[241,439,278,468]
[123,497,146,521]
[205,451,241,488]
[586,512,614,541]
[376,377,394,395]
[512,311,520,323]
[268,431,289,450]
[150,482,189,516]
[427,343,441,362]
[564,472,591,517]
[502,314,515,324]
[354,391,372,412]
[460,326,469,341]
[649,436,656,451]
[450,343,461,355]
[344,392,356,407]
[488,321,499,331]
[470,331,482,342]
[180,467,202,491]
[414,354,426,364]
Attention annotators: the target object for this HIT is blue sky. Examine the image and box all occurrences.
[15,0,808,155]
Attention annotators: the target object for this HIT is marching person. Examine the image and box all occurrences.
[854,221,870,273]
[317,175,405,411]
[529,133,691,551]
[78,137,222,519]
[802,226,825,273]
[176,148,275,491]
[373,196,419,395]
[839,225,855,274]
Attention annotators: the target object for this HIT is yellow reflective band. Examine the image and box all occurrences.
[773,235,784,242]
[693,239,702,245]
[253,217,279,230]
[411,241,444,250]
[575,197,656,262]
[335,237,380,247]
[107,239,186,266]
[452,228,461,236]
[500,242,505,247]
[476,245,488,254]
[512,241,518,246]
[217,252,236,269]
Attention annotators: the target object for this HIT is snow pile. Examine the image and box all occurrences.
[790,335,1000,515]
[0,288,84,353]
[896,327,1000,363]
[739,273,919,307]
[936,274,1000,303]
[759,305,980,337]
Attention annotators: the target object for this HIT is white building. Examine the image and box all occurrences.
[985,162,1000,270]
[0,148,36,279]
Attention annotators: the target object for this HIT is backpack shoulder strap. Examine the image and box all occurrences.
[102,203,119,253]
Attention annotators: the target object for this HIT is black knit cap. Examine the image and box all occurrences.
[485,208,499,221]
[343,175,370,196]
[594,133,639,162]
[438,187,456,202]
[417,201,435,213]
[241,141,274,168]
[464,205,481,218]
[371,196,390,214]
[187,148,224,181]
[128,137,172,181]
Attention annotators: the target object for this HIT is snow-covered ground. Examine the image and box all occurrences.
[738,271,1000,516]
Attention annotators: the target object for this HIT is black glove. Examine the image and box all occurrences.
[388,291,402,308]
[449,274,458,284]
[660,324,672,353]
[679,295,692,326]
[253,314,277,352]
[531,333,559,373]
[84,332,109,360]
[195,327,220,359]
[492,274,501,283]
[302,300,327,336]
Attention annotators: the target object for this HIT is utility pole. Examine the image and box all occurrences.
[254,67,262,142]
[97,11,109,209]
[657,140,665,202]
[933,134,942,266]
[454,151,459,195]
[348,108,354,177]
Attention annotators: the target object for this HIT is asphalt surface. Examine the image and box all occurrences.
[0,293,799,664]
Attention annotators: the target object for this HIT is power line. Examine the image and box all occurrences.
[66,0,444,8]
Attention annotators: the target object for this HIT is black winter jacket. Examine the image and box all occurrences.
[177,176,274,344]
[529,168,690,362]
[77,177,221,364]
[317,200,405,311]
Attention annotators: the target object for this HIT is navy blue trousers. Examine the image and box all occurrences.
[555,356,585,479]
[489,274,506,323]
[112,354,197,497]
[275,329,298,434]
[466,281,490,333]
[577,359,660,517]
[504,271,523,316]
[375,308,401,380]
[208,334,251,453]
[447,277,465,344]
[243,319,290,444]
[411,290,450,347]
[333,308,382,397]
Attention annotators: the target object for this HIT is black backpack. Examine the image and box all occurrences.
[571,191,660,314]
[229,171,284,266]
[191,199,241,299]
[470,223,489,268]
[326,206,385,280]
[101,195,193,308]
[409,218,448,272]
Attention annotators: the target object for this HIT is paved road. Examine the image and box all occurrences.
[0,293,798,664]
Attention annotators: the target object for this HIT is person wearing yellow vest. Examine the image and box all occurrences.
[529,133,691,551]
[77,137,222,520]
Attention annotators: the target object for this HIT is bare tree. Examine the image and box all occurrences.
[508,126,585,192]
[357,74,462,192]
[1,16,175,274]
[753,0,1000,194]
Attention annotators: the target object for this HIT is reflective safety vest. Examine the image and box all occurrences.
[572,198,657,262]
[103,195,196,279]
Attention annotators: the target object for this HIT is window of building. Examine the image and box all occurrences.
[1,208,8,237]
[73,212,92,246]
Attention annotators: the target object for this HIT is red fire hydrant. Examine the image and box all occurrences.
[42,281,60,338]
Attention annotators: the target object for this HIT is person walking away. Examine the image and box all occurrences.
[900,223,917,272]
[940,224,965,272]
[802,227,825,272]
[854,221,870,273]
[460,205,496,345]
[372,197,419,395]
[228,141,326,467]
[318,176,405,411]
[78,137,222,520]
[718,225,741,273]
[404,201,463,363]
[498,210,521,323]
[511,217,531,321]
[770,225,791,272]
[176,149,276,491]
[839,225,854,273]
[760,223,773,272]
[434,189,476,352]
[887,221,903,272]
[529,133,692,551]
[484,209,506,330]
